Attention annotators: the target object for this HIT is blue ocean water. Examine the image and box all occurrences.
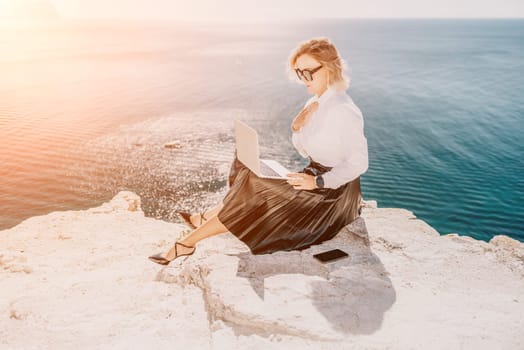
[0,19,523,242]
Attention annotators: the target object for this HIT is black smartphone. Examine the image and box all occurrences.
[313,249,349,263]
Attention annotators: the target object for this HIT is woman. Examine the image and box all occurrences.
[149,37,369,265]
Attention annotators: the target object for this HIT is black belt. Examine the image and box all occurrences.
[301,157,333,177]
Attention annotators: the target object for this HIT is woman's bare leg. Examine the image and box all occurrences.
[204,202,224,218]
[165,216,228,260]
[189,202,224,227]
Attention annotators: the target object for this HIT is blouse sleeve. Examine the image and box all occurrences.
[321,103,369,189]
[292,132,308,158]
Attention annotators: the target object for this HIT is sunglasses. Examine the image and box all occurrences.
[294,65,323,82]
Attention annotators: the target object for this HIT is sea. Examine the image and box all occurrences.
[1,18,523,243]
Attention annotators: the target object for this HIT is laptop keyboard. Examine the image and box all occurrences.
[260,161,282,177]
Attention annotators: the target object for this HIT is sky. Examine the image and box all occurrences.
[51,0,524,21]
[1,0,523,22]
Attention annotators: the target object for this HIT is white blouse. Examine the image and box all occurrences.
[291,86,369,189]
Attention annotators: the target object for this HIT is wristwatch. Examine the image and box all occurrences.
[315,175,324,189]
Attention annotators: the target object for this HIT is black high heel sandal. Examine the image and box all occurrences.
[148,241,196,266]
[177,211,208,229]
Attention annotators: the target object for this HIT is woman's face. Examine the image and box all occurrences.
[294,54,328,96]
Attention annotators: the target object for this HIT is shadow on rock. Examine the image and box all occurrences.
[232,217,396,335]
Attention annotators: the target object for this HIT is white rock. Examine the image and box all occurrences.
[361,199,378,209]
[164,141,182,149]
[1,192,523,349]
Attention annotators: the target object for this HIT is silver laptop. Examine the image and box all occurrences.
[234,119,292,179]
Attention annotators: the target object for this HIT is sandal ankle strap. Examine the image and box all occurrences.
[198,211,210,226]
[176,241,195,249]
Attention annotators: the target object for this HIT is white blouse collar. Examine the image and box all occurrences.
[312,85,338,105]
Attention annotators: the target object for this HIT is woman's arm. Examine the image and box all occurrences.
[321,103,369,189]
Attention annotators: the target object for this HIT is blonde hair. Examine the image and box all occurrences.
[287,37,350,90]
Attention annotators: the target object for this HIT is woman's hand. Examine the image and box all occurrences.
[287,173,317,190]
[291,101,319,132]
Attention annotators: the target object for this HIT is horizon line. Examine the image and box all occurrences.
[3,16,524,26]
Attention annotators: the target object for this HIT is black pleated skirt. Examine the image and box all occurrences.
[216,153,362,255]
